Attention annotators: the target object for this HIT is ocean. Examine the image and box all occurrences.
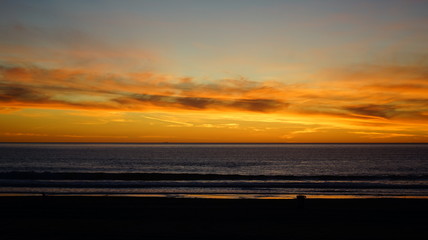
[0,143,427,198]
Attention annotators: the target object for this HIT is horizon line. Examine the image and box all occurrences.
[1,142,427,144]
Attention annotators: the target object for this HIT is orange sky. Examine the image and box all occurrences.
[1,0,428,142]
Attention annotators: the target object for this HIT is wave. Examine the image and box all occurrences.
[1,179,427,189]
[1,171,428,181]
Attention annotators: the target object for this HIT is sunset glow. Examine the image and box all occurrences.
[1,0,428,142]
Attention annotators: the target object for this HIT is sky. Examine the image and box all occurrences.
[1,0,428,143]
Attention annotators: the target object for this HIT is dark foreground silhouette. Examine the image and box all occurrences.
[1,196,427,239]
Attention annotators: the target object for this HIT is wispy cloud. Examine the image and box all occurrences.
[351,131,417,139]
[0,23,158,72]
[0,107,21,113]
[3,132,48,137]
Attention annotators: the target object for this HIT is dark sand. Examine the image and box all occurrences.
[1,196,427,239]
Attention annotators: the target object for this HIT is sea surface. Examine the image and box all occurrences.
[0,143,427,198]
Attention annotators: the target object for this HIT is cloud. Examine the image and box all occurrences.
[1,61,428,130]
[117,93,287,112]
[142,115,193,127]
[0,23,158,72]
[344,104,397,119]
[0,107,21,113]
[0,82,48,102]
[351,131,417,139]
[280,127,326,139]
[57,134,128,139]
[3,132,48,137]
[0,63,290,113]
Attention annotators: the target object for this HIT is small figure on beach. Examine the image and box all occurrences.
[296,195,306,209]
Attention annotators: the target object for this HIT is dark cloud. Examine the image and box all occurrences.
[118,94,288,113]
[0,81,120,111]
[229,99,287,112]
[176,97,214,109]
[344,104,397,119]
[0,83,49,103]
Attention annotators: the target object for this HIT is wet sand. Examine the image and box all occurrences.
[1,196,427,239]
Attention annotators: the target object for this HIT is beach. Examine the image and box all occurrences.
[1,196,427,239]
[1,143,427,239]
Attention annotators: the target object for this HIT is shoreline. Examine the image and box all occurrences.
[1,192,428,199]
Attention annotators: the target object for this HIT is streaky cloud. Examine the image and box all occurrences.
[344,104,397,119]
[120,94,288,112]
[1,62,428,126]
[0,64,289,113]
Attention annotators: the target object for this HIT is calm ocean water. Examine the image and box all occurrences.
[0,143,427,198]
